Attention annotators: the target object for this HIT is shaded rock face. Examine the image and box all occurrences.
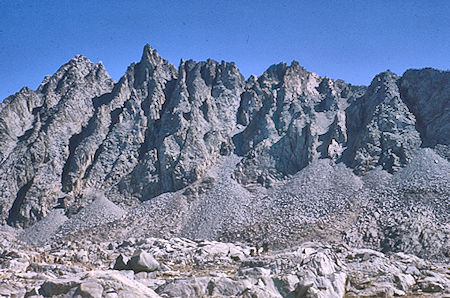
[400,68,450,148]
[118,57,244,201]
[343,71,421,174]
[233,62,366,186]
[59,45,178,207]
[0,44,448,228]
[233,65,423,184]
[0,56,114,226]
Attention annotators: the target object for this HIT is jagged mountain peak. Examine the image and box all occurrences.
[0,52,115,226]
[2,57,105,105]
[288,60,310,75]
[69,54,92,65]
[371,69,399,84]
[36,55,114,96]
[57,54,101,80]
[261,61,314,80]
[119,44,178,92]
[260,62,288,82]
[177,57,244,92]
[140,43,171,68]
[0,44,448,234]
[1,86,33,106]
[0,44,448,296]
[364,70,400,100]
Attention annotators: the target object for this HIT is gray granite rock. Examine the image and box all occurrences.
[0,44,446,229]
[112,254,129,271]
[0,45,448,280]
[233,62,365,186]
[127,249,160,273]
[0,56,114,227]
[400,68,450,148]
[343,70,421,174]
[2,234,448,297]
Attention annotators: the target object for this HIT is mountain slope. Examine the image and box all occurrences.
[0,56,114,226]
[0,45,448,263]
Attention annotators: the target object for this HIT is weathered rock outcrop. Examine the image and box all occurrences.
[233,62,365,186]
[60,44,178,209]
[0,44,448,247]
[399,68,450,163]
[343,71,421,174]
[0,43,448,297]
[0,56,114,226]
[58,45,245,212]
[117,56,244,201]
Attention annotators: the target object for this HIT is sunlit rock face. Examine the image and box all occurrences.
[0,43,448,296]
[0,56,114,226]
[0,45,447,260]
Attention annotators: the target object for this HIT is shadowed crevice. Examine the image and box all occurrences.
[61,93,112,193]
[7,179,33,226]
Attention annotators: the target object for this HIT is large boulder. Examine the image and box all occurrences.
[127,250,160,273]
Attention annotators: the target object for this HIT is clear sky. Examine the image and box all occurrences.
[1,0,449,100]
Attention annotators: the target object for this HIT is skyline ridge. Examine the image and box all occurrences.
[4,42,449,102]
[1,1,449,100]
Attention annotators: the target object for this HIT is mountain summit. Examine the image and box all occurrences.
[0,44,448,250]
[0,44,449,297]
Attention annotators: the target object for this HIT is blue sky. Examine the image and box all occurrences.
[1,0,449,100]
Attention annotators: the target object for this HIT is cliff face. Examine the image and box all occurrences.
[0,44,448,228]
[342,71,421,174]
[0,56,114,226]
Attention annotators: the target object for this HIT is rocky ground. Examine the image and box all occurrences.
[1,230,449,297]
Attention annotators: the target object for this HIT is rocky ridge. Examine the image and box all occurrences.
[0,44,449,297]
[0,44,448,228]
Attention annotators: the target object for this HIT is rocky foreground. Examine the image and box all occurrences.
[1,230,449,297]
